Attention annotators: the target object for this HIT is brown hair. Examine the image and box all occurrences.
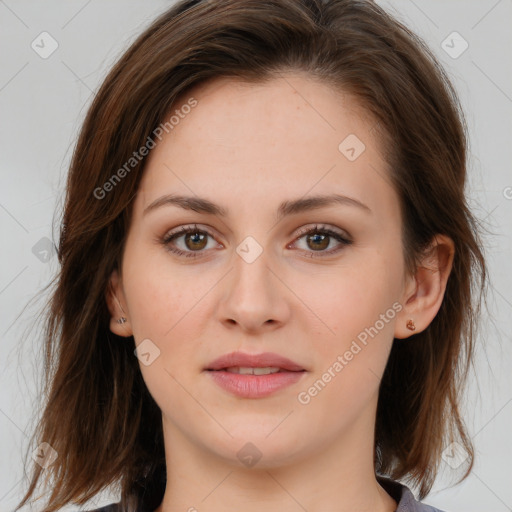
[16,0,487,510]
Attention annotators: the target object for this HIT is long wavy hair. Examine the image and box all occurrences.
[16,0,487,510]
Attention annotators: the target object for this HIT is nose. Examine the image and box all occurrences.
[216,243,291,334]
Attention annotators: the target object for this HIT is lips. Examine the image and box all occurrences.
[205,351,307,398]
[205,351,305,372]
[207,370,305,398]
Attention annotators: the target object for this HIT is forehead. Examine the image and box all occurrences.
[137,73,395,221]
[171,72,376,140]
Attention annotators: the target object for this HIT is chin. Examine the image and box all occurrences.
[199,428,311,469]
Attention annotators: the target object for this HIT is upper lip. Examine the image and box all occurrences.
[205,351,305,372]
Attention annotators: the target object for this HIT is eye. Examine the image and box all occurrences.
[162,223,352,259]
[162,224,220,258]
[289,224,353,258]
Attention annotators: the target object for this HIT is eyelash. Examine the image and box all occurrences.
[162,224,353,259]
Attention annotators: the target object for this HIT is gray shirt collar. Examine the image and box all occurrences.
[377,475,445,512]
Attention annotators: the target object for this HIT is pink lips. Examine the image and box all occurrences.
[206,351,305,372]
[205,351,307,398]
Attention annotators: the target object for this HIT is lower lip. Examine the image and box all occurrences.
[206,370,306,398]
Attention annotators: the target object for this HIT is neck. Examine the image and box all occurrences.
[154,400,397,512]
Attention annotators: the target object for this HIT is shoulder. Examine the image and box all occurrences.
[89,478,447,512]
[84,500,153,512]
[377,475,448,512]
[85,504,122,512]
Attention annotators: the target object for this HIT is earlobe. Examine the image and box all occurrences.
[394,234,455,339]
[106,269,133,337]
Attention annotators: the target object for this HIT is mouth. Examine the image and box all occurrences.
[211,366,297,375]
[205,352,307,398]
[205,351,306,372]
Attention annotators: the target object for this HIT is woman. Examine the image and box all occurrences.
[16,0,487,511]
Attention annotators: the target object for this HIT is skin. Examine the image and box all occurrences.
[107,72,454,512]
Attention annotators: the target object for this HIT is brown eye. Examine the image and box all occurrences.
[163,223,352,260]
[290,224,353,258]
[162,225,218,258]
[183,231,208,251]
[305,232,330,251]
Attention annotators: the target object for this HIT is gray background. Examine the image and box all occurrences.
[1,1,511,511]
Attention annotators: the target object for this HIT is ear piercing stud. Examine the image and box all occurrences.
[406,319,416,331]
[117,317,127,324]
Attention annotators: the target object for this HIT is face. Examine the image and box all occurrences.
[109,73,414,468]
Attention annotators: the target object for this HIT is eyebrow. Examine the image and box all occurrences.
[143,193,372,220]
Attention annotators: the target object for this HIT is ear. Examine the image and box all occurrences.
[105,268,133,337]
[394,234,455,339]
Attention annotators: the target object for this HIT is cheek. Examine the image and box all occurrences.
[120,248,212,408]
[294,269,398,430]
[121,243,238,394]
[122,241,205,338]
[300,255,401,344]
[292,250,401,403]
